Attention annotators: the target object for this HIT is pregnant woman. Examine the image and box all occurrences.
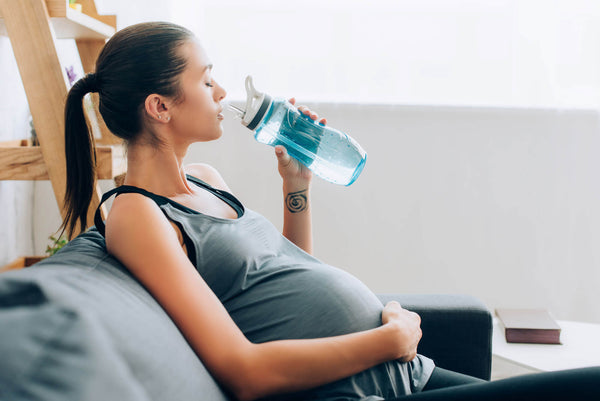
[62,21,599,401]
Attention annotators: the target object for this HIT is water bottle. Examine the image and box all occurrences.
[227,76,367,186]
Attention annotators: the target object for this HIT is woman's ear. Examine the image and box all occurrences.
[144,94,170,123]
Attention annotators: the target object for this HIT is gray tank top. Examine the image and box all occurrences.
[95,175,434,400]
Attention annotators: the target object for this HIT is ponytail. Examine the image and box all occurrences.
[60,73,98,239]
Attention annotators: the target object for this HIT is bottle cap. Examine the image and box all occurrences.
[242,76,272,130]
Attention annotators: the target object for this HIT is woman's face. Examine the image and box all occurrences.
[169,41,227,144]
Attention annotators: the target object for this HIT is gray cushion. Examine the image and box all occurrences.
[0,228,231,401]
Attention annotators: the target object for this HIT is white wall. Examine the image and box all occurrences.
[190,0,600,109]
[182,102,600,324]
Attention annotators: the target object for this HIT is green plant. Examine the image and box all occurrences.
[46,235,68,256]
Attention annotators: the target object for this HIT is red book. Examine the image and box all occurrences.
[495,308,561,344]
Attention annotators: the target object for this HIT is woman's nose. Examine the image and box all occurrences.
[215,82,226,101]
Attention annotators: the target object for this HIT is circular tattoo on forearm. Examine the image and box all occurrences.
[286,189,308,213]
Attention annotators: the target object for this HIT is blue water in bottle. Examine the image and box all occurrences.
[230,76,367,186]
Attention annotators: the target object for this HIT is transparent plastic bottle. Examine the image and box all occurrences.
[228,76,367,186]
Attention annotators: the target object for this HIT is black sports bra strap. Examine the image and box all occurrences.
[94,175,245,237]
[186,175,244,217]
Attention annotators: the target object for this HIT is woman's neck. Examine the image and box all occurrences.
[122,141,194,197]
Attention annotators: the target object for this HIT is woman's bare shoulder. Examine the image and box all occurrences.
[106,191,162,228]
[105,192,179,257]
[185,163,232,192]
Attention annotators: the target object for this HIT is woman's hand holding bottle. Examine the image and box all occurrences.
[274,98,326,185]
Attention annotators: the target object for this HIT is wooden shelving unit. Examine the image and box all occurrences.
[0,0,123,238]
[0,1,115,39]
[0,141,125,181]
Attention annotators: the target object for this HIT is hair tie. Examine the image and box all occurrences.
[83,73,99,93]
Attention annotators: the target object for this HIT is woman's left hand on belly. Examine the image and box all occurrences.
[381,301,423,363]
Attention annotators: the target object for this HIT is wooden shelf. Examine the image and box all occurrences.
[0,141,126,181]
[0,0,115,39]
[0,0,118,236]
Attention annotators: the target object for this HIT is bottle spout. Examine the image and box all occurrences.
[220,101,245,121]
[226,102,245,119]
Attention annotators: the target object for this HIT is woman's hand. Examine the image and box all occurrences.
[381,301,423,363]
[292,97,327,126]
[274,98,327,185]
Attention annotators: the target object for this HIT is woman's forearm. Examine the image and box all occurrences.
[235,323,402,401]
[282,181,313,254]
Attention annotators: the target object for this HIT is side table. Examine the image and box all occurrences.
[492,318,600,379]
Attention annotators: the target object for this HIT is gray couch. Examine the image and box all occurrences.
[0,229,492,401]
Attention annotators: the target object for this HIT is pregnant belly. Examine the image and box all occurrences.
[224,263,385,343]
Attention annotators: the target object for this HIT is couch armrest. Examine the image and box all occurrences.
[377,294,492,380]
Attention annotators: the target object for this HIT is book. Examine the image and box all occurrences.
[495,308,561,344]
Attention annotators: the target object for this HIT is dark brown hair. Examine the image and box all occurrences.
[61,21,193,239]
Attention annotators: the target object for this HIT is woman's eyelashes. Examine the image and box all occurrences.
[206,82,214,87]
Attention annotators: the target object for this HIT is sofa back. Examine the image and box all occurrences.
[0,229,231,401]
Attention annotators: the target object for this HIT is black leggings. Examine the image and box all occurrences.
[389,366,600,400]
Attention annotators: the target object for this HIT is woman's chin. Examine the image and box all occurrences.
[205,128,224,142]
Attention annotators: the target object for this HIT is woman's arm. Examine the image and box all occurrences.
[276,99,326,255]
[106,194,421,401]
[277,145,313,254]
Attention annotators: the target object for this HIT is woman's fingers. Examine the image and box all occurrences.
[289,98,327,125]
[298,106,319,121]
